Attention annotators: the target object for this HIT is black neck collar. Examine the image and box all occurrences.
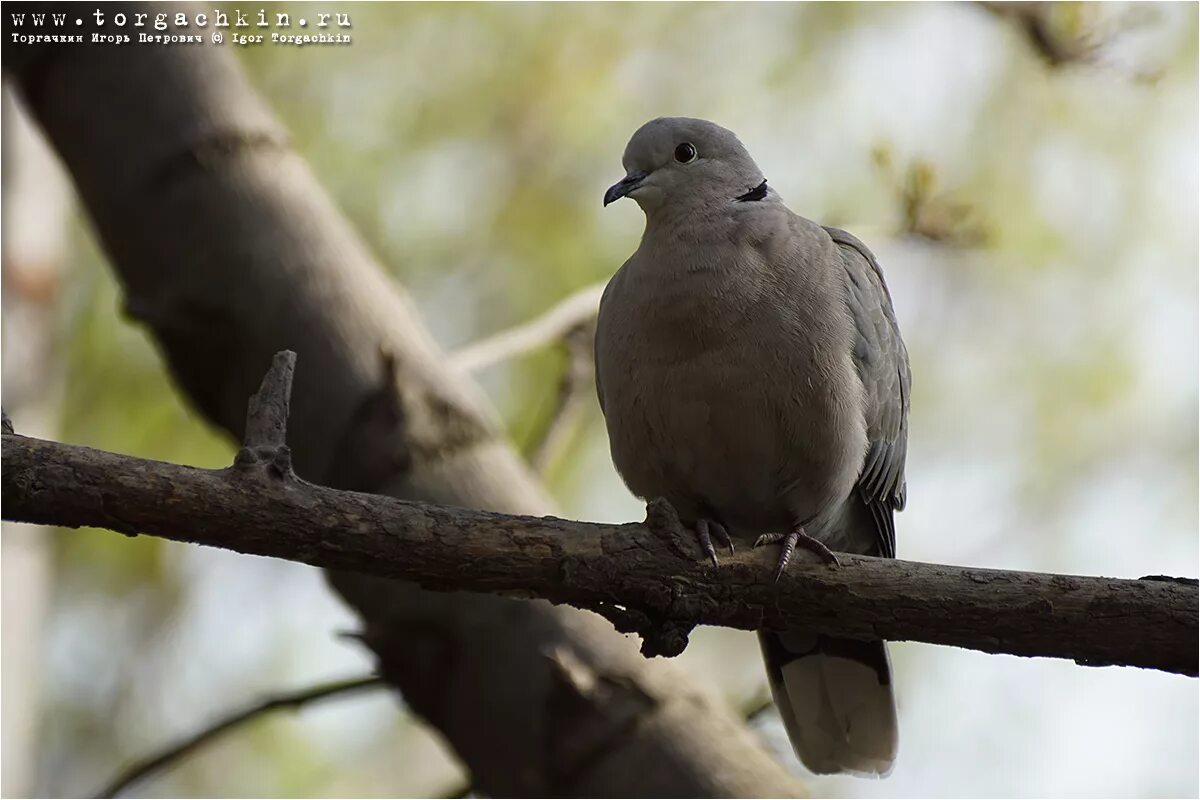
[735,179,768,202]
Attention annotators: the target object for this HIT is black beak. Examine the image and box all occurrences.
[603,172,647,206]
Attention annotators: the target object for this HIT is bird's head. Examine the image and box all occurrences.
[603,117,767,215]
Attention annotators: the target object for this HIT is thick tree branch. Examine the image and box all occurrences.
[97,675,386,799]
[5,397,1195,677]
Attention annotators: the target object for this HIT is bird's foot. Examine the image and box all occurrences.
[753,526,839,581]
[695,518,734,567]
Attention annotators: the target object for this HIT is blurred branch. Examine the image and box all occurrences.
[4,355,1196,678]
[451,284,604,475]
[528,321,596,475]
[742,689,775,726]
[97,674,386,798]
[978,2,1167,82]
[450,283,604,373]
[980,2,1103,67]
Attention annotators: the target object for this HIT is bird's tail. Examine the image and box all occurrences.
[759,630,897,777]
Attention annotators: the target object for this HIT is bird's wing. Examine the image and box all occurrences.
[826,226,911,558]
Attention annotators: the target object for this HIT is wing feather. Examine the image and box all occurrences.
[826,226,911,558]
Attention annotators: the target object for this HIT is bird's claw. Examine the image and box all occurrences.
[696,518,734,567]
[755,526,839,582]
[752,532,783,549]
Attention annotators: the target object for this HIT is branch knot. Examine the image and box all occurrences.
[643,497,698,563]
[588,601,695,658]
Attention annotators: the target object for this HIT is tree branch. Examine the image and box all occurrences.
[96,675,386,798]
[448,283,605,475]
[528,321,597,475]
[4,362,1195,678]
[450,282,605,373]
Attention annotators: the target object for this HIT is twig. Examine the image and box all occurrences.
[2,354,1195,677]
[742,688,775,726]
[979,2,1102,66]
[978,1,1166,82]
[529,322,596,475]
[450,283,605,373]
[450,284,604,475]
[96,675,386,798]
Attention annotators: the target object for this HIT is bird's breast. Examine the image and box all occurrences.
[596,268,866,534]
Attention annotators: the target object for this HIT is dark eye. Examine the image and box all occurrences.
[674,142,697,163]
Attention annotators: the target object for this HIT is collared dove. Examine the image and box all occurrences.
[596,117,910,777]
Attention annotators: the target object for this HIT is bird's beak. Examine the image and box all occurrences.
[603,172,648,206]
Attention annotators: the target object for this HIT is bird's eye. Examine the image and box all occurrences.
[674,142,697,164]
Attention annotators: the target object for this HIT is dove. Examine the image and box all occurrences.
[595,117,910,777]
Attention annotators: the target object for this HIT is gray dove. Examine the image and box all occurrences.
[595,117,910,777]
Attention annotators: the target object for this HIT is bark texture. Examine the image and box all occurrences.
[2,7,806,797]
[5,425,1197,678]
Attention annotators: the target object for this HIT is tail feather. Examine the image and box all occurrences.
[760,630,897,777]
